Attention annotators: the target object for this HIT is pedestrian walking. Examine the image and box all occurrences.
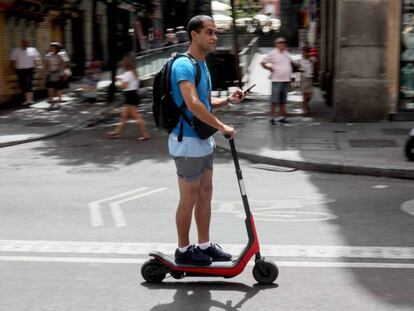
[169,15,246,266]
[300,47,314,115]
[260,37,293,124]
[57,42,72,102]
[107,55,150,141]
[44,42,65,108]
[9,39,43,106]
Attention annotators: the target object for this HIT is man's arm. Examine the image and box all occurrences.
[261,60,273,72]
[179,80,233,136]
[35,50,43,70]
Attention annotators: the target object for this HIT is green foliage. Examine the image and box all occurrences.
[235,0,261,18]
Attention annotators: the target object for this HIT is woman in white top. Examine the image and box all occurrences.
[108,56,150,140]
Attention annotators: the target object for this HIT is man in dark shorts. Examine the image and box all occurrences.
[260,37,293,124]
[10,39,43,106]
[169,15,246,266]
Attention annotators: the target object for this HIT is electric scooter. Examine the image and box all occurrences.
[405,128,414,161]
[141,137,279,284]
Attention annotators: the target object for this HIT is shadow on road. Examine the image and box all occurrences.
[141,281,278,311]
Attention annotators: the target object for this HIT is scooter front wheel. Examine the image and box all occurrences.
[253,259,278,284]
[141,259,167,283]
[405,137,414,161]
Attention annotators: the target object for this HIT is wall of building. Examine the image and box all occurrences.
[0,9,9,103]
[0,4,64,106]
[333,0,390,121]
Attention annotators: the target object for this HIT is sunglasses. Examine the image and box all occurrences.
[277,41,286,44]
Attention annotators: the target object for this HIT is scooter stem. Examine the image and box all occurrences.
[228,138,261,260]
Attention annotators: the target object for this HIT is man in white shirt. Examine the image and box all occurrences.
[10,39,43,105]
[260,37,292,124]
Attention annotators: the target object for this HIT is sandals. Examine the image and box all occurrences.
[137,136,150,141]
[107,132,120,139]
[107,133,149,140]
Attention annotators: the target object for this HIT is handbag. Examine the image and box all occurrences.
[191,116,217,139]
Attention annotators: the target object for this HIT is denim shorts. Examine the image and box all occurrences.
[173,153,213,182]
[271,82,289,104]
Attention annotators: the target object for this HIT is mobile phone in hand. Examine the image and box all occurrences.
[243,84,256,94]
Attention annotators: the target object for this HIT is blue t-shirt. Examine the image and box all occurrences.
[168,57,215,157]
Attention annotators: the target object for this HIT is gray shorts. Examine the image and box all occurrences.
[271,82,289,105]
[173,154,213,182]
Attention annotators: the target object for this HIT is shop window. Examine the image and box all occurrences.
[18,18,25,40]
[400,0,414,110]
[29,20,36,46]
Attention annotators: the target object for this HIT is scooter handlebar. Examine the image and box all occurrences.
[224,133,232,139]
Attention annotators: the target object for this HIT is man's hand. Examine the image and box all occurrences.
[219,123,235,139]
[228,89,245,105]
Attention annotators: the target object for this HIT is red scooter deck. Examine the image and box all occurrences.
[150,251,251,278]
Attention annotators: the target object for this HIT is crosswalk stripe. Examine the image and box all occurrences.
[1,240,414,260]
[1,256,414,269]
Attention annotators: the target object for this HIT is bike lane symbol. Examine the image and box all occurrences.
[212,197,338,222]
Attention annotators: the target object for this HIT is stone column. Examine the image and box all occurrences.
[333,0,390,121]
[81,0,93,62]
[0,11,9,105]
[386,0,401,114]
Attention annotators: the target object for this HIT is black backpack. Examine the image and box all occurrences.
[152,53,201,141]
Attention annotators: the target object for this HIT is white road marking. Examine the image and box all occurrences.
[1,240,414,260]
[401,199,414,217]
[110,188,167,227]
[213,198,338,222]
[1,256,414,269]
[88,187,148,227]
[372,185,388,189]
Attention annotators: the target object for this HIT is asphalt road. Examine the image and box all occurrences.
[1,124,414,311]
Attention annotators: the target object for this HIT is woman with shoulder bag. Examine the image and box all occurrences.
[44,42,65,108]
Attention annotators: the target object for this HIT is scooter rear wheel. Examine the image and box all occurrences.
[141,259,167,283]
[253,259,278,284]
[405,137,414,161]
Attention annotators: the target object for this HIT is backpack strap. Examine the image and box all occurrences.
[176,53,202,142]
[184,52,201,87]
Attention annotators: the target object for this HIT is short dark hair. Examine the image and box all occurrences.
[187,15,214,42]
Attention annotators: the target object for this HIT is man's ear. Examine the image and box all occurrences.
[191,30,197,41]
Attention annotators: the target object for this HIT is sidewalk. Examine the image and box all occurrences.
[0,78,120,148]
[1,51,413,179]
[213,49,414,179]
[215,88,414,179]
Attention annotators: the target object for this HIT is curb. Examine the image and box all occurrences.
[216,143,414,180]
[0,102,120,149]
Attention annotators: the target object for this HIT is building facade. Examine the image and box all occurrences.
[0,0,145,107]
[0,0,65,105]
[319,0,414,121]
